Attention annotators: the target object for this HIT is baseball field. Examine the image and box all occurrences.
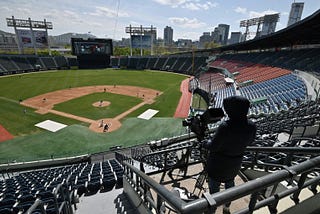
[0,69,190,163]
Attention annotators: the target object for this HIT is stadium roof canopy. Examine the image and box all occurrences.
[218,9,320,52]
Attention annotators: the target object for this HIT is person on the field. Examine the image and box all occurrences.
[99,120,104,128]
[202,96,256,213]
[103,123,109,132]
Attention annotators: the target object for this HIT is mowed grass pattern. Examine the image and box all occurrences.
[0,69,188,163]
[0,118,186,163]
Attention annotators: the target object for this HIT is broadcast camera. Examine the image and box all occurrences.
[183,108,224,141]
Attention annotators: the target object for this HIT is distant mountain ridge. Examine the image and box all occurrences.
[0,29,15,36]
[49,33,97,46]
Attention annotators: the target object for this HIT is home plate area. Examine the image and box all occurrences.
[35,120,67,132]
[137,109,159,120]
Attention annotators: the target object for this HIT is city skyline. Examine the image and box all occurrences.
[0,0,320,41]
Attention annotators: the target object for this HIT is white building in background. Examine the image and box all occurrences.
[287,2,304,27]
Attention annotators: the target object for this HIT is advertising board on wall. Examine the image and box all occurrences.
[131,35,152,49]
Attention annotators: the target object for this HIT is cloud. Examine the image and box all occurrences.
[234,7,279,19]
[183,1,218,10]
[234,6,247,14]
[63,10,80,19]
[153,0,218,10]
[1,6,12,12]
[169,17,206,28]
[153,0,187,7]
[17,7,32,15]
[249,10,279,18]
[89,6,129,18]
[129,21,140,26]
[179,31,202,40]
[43,9,83,24]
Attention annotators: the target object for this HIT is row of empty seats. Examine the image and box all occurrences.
[0,159,123,214]
[216,48,320,73]
[198,72,228,92]
[254,99,320,135]
[210,59,292,85]
[0,55,76,76]
[111,55,208,75]
[240,74,307,114]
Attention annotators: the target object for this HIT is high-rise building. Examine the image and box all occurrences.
[229,32,242,45]
[215,24,230,45]
[287,2,304,27]
[211,28,220,43]
[163,26,173,46]
[199,32,213,48]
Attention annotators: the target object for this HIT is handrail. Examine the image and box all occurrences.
[246,146,320,154]
[138,145,320,174]
[141,143,320,162]
[26,183,73,214]
[141,143,195,161]
[123,154,320,213]
[26,199,46,214]
[141,146,320,162]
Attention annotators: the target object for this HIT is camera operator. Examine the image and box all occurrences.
[202,96,256,213]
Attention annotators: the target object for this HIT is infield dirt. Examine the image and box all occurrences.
[21,85,161,133]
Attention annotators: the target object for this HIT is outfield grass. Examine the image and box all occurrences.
[0,97,87,136]
[0,69,188,163]
[0,69,184,100]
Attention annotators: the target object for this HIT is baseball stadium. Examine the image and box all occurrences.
[0,3,320,214]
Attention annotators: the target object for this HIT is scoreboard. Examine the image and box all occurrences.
[71,38,113,69]
[71,38,113,56]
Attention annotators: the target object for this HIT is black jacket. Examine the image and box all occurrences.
[204,119,256,181]
[203,96,256,182]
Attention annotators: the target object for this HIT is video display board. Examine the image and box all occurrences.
[71,38,112,56]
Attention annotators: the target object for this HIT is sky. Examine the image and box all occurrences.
[1,0,320,41]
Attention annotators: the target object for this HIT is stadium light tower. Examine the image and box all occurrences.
[125,25,157,56]
[240,13,279,41]
[6,16,53,55]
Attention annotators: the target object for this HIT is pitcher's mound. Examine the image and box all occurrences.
[92,101,111,107]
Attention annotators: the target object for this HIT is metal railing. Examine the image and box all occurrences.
[122,147,320,214]
[26,183,74,214]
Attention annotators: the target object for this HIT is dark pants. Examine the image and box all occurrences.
[208,177,235,207]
